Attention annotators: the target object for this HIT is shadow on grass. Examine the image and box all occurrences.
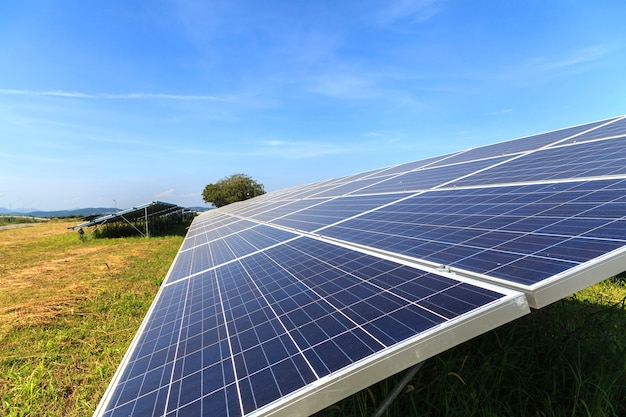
[316,294,626,417]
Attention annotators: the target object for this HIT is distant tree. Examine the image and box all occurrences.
[202,173,266,208]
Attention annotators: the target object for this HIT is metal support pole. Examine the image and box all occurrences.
[371,361,424,417]
[145,207,149,237]
[120,214,145,237]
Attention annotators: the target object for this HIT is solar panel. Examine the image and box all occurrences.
[454,138,626,186]
[95,115,626,417]
[320,178,626,306]
[351,155,510,195]
[96,236,526,417]
[565,116,626,143]
[429,116,620,166]
[69,201,184,232]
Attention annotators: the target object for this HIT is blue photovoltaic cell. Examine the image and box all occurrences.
[224,200,293,218]
[354,155,510,194]
[561,116,626,143]
[181,218,257,251]
[237,226,299,249]
[286,186,338,201]
[374,153,459,176]
[247,198,329,222]
[429,117,618,167]
[99,236,509,416]
[271,182,341,201]
[168,225,299,284]
[320,179,626,286]
[308,175,395,198]
[184,215,240,237]
[271,194,410,232]
[323,166,394,183]
[455,138,626,187]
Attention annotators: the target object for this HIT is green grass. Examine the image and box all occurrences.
[1,221,625,416]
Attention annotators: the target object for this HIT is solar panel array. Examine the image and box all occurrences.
[95,115,626,417]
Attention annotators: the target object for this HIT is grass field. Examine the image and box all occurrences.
[1,220,625,416]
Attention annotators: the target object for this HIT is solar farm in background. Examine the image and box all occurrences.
[69,201,194,238]
[94,115,626,416]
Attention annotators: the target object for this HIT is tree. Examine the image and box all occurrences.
[202,173,266,208]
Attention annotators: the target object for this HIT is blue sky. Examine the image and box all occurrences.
[1,0,625,211]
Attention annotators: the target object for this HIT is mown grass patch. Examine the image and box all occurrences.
[1,220,184,417]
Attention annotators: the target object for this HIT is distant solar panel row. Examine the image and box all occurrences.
[95,115,626,417]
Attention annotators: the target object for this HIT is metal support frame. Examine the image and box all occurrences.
[90,220,107,235]
[120,214,146,237]
[144,206,149,237]
[371,361,424,417]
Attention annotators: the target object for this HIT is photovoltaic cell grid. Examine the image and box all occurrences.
[306,175,393,198]
[349,155,511,195]
[169,224,299,284]
[95,115,626,417]
[371,153,460,176]
[320,178,626,288]
[430,116,619,167]
[181,217,257,251]
[565,116,626,143]
[454,137,626,187]
[99,237,525,417]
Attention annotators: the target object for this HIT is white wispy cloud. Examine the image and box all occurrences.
[102,93,230,101]
[168,140,348,159]
[364,131,403,143]
[174,148,205,155]
[0,89,95,98]
[374,0,444,26]
[179,192,201,199]
[256,139,349,159]
[0,89,231,102]
[307,71,423,108]
[471,44,616,86]
[309,74,374,100]
[527,45,613,72]
[154,188,175,198]
[488,108,514,115]
[264,140,288,146]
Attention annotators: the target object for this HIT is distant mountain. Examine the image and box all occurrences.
[34,208,120,218]
[188,206,212,212]
[0,207,119,218]
[1,205,210,218]
[0,207,39,214]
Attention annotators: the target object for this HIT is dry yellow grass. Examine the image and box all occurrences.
[0,220,170,339]
[1,218,184,416]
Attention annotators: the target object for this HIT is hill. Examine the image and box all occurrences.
[0,205,211,218]
[0,207,118,218]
